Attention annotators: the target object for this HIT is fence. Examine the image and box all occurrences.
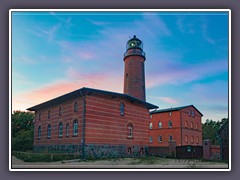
[176,146,203,159]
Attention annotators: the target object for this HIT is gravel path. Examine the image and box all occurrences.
[11,156,229,170]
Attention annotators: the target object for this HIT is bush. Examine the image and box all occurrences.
[12,129,34,151]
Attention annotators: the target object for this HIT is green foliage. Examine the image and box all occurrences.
[13,151,77,162]
[11,110,34,137]
[11,111,34,151]
[12,129,34,151]
[202,118,228,145]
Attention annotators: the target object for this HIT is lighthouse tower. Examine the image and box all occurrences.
[123,35,146,101]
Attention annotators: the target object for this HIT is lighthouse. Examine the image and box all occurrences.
[123,35,146,101]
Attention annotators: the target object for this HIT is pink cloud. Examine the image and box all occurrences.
[150,96,179,105]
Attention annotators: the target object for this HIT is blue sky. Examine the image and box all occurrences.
[11,10,229,122]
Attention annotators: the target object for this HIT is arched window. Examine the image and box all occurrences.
[59,122,63,137]
[158,121,162,128]
[196,136,199,144]
[149,122,153,129]
[190,122,193,129]
[38,126,41,139]
[73,120,78,136]
[169,135,173,142]
[149,136,153,143]
[188,110,191,116]
[191,136,194,143]
[158,135,162,142]
[66,123,69,137]
[127,123,133,138]
[47,124,51,138]
[59,106,62,116]
[48,110,50,119]
[169,112,172,117]
[185,135,188,143]
[185,121,188,128]
[168,120,172,128]
[196,123,198,130]
[192,110,195,117]
[74,101,78,112]
[120,102,124,116]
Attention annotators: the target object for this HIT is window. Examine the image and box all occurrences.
[158,136,162,142]
[149,136,153,143]
[196,136,199,144]
[168,120,172,128]
[190,122,193,129]
[120,102,124,116]
[73,120,78,136]
[158,121,162,128]
[47,124,51,138]
[149,122,153,129]
[48,110,50,119]
[169,112,172,117]
[191,136,194,143]
[38,112,41,121]
[196,123,198,130]
[169,135,173,142]
[192,110,195,117]
[66,123,69,137]
[150,114,152,119]
[127,147,132,154]
[185,121,188,128]
[185,135,188,143]
[59,122,63,137]
[188,110,191,116]
[59,106,62,116]
[74,101,78,112]
[127,123,133,138]
[38,126,41,139]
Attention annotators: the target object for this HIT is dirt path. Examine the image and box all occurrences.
[11,156,229,170]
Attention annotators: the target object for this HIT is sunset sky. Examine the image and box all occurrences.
[11,10,229,122]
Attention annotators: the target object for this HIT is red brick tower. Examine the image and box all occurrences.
[123,35,146,101]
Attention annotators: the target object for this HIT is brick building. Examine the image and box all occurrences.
[27,35,158,158]
[27,35,203,159]
[149,105,203,147]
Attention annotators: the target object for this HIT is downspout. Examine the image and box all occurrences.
[79,89,86,160]
[180,111,183,146]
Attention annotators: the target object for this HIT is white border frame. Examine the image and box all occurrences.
[9,9,231,172]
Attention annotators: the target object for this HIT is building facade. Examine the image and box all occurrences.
[149,105,203,147]
[28,88,158,158]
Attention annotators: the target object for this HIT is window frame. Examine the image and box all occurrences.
[47,124,51,138]
[58,122,63,137]
[120,102,125,116]
[168,120,172,128]
[158,121,162,128]
[169,135,173,142]
[73,120,78,136]
[158,135,162,142]
[149,122,153,129]
[74,101,78,112]
[127,123,133,138]
[149,136,153,143]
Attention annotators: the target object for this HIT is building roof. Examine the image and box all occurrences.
[150,105,203,116]
[27,87,159,111]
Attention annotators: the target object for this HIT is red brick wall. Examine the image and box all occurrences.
[85,93,149,146]
[33,93,150,148]
[124,55,145,101]
[149,106,202,147]
[34,98,83,146]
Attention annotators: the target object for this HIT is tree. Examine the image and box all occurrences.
[11,111,34,151]
[202,118,228,145]
[11,110,34,137]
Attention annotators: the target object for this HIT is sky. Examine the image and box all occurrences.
[11,10,229,122]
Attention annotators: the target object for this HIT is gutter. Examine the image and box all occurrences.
[79,89,86,160]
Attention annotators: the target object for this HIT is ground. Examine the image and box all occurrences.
[11,156,228,169]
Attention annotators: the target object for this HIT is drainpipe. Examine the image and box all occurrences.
[79,89,86,160]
